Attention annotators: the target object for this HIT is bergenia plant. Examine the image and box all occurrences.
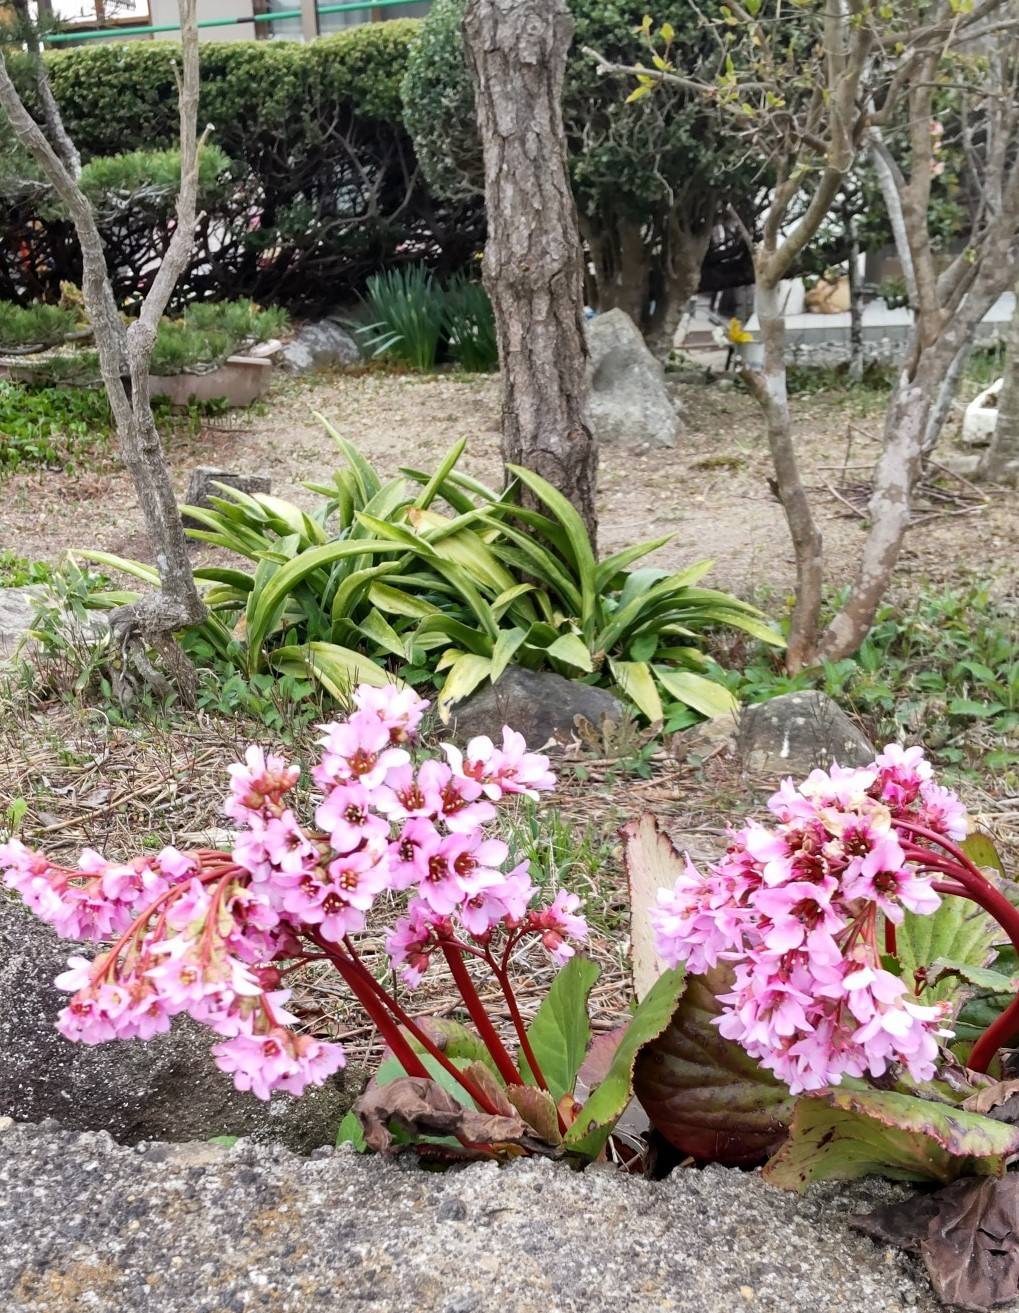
[626,745,1019,1308]
[0,682,682,1162]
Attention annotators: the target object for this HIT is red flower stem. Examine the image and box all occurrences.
[884,920,897,957]
[440,944,523,1087]
[321,935,503,1115]
[483,948,550,1093]
[969,994,1019,1075]
[94,864,228,982]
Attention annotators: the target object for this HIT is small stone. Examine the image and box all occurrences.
[437,1196,468,1222]
[740,1287,755,1302]
[586,309,681,449]
[183,468,271,523]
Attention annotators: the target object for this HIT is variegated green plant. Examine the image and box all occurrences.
[79,419,783,724]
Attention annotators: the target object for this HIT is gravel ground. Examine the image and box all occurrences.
[0,1120,941,1313]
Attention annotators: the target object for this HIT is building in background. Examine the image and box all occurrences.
[47,0,430,44]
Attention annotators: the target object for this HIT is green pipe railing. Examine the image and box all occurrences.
[44,0,414,44]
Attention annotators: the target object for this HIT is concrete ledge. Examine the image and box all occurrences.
[0,1120,939,1312]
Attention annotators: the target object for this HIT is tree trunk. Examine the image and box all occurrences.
[464,0,598,542]
[742,279,824,671]
[980,278,1019,484]
[645,207,716,362]
[581,211,649,325]
[847,222,864,383]
[0,0,207,699]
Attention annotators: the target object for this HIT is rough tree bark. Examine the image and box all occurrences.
[980,276,1019,483]
[464,0,598,542]
[0,0,207,699]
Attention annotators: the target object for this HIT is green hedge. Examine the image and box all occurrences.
[2,24,484,312]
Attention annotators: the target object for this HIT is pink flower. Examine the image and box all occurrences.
[314,719,410,792]
[262,811,318,876]
[352,683,429,744]
[752,877,845,962]
[386,898,442,987]
[445,728,556,801]
[530,890,588,965]
[225,745,300,822]
[871,743,932,808]
[314,782,388,854]
[917,780,968,841]
[372,764,437,822]
[386,817,442,890]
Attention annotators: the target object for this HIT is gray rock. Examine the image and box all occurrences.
[278,318,361,374]
[447,667,624,748]
[587,308,681,448]
[738,690,876,780]
[183,466,271,520]
[0,899,350,1153]
[0,585,45,662]
[0,1128,940,1312]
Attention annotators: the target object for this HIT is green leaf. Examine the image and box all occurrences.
[506,464,597,626]
[335,1110,367,1151]
[403,1017,503,1082]
[762,1087,1019,1192]
[505,1085,562,1145]
[609,658,663,722]
[634,968,794,1166]
[564,966,687,1160]
[244,539,404,671]
[961,832,1007,881]
[491,626,527,682]
[436,653,492,721]
[654,667,739,719]
[268,642,389,699]
[896,885,999,1005]
[358,608,409,659]
[412,436,468,510]
[367,581,439,620]
[520,954,600,1103]
[546,632,594,673]
[926,958,1018,992]
[593,534,673,592]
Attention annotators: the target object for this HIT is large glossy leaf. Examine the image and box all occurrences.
[592,534,674,592]
[367,581,439,619]
[654,667,739,719]
[490,627,527,682]
[244,539,404,671]
[268,642,389,698]
[408,507,517,595]
[763,1086,1019,1193]
[635,967,794,1166]
[436,653,492,721]
[608,658,663,722]
[506,464,597,625]
[519,954,599,1103]
[546,632,594,673]
[896,885,999,1005]
[564,966,686,1160]
[621,813,687,1002]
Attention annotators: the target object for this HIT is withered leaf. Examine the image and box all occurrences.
[920,1176,1019,1312]
[461,1061,516,1117]
[355,1076,550,1156]
[855,1176,1019,1313]
[850,1193,943,1253]
[963,1081,1019,1123]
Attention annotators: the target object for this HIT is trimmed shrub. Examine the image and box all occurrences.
[1,26,484,313]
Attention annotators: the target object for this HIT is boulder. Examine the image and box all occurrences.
[0,898,351,1153]
[278,318,361,374]
[183,467,271,521]
[737,690,876,780]
[0,586,45,662]
[0,1130,941,1313]
[447,667,624,748]
[586,308,681,449]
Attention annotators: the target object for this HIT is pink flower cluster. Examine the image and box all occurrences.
[1,683,586,1101]
[650,745,963,1095]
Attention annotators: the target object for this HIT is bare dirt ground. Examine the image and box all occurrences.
[2,367,1016,602]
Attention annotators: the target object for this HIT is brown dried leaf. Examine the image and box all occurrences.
[355,1076,541,1156]
[964,1081,1019,1118]
[850,1194,944,1253]
[920,1176,1019,1312]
